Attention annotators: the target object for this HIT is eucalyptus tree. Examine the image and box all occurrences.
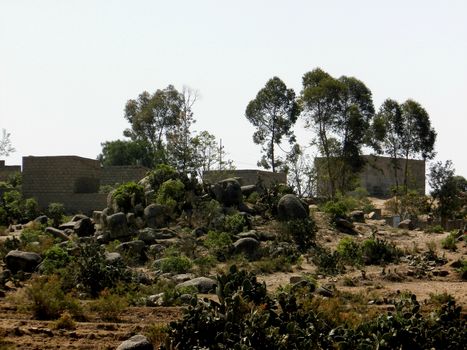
[0,129,14,157]
[123,85,184,164]
[245,77,301,172]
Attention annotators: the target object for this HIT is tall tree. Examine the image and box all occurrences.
[0,129,15,157]
[166,87,199,174]
[245,77,300,172]
[372,99,404,188]
[284,144,316,198]
[301,68,374,196]
[124,85,183,164]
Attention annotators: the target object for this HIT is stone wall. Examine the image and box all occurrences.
[101,165,149,186]
[316,155,426,198]
[22,156,105,213]
[203,169,287,187]
[0,160,21,182]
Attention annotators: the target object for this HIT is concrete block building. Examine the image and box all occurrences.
[203,169,287,187]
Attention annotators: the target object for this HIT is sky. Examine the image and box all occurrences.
[1,0,466,179]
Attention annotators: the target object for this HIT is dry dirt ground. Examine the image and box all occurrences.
[0,199,465,349]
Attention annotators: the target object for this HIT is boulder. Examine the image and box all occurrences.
[144,204,166,228]
[241,184,257,197]
[138,228,158,245]
[277,194,308,221]
[45,227,71,242]
[212,178,243,207]
[33,215,48,225]
[176,277,217,293]
[116,334,153,350]
[116,240,147,263]
[72,217,95,237]
[398,219,414,230]
[106,212,130,240]
[233,237,260,260]
[5,250,41,273]
[104,252,123,264]
[349,210,365,223]
[335,217,358,235]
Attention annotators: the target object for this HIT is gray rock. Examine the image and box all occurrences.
[236,230,259,240]
[138,228,158,245]
[257,231,277,241]
[116,240,147,262]
[335,217,357,235]
[144,204,166,228]
[33,215,48,225]
[104,252,122,264]
[116,334,153,350]
[398,219,414,230]
[148,244,165,257]
[172,273,196,283]
[146,293,165,307]
[73,217,94,237]
[241,184,257,196]
[176,277,217,293]
[212,178,243,207]
[277,194,308,221]
[45,227,71,242]
[5,250,41,273]
[126,212,136,227]
[233,237,260,260]
[71,214,88,222]
[350,210,365,223]
[106,212,130,240]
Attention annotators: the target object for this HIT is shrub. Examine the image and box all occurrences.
[323,200,348,219]
[426,224,444,233]
[113,182,145,213]
[2,190,23,222]
[24,198,40,221]
[23,275,82,320]
[145,324,169,348]
[71,241,130,297]
[53,311,76,330]
[224,213,246,234]
[47,202,65,227]
[280,218,316,252]
[89,289,127,322]
[336,237,363,266]
[441,231,459,251]
[310,246,345,275]
[41,245,71,274]
[361,238,400,265]
[156,179,185,214]
[204,231,232,261]
[159,255,192,274]
[148,164,178,191]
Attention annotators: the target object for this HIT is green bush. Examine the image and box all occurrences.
[441,231,459,251]
[23,275,82,320]
[426,224,444,233]
[224,213,246,234]
[24,198,40,221]
[336,237,363,266]
[159,255,192,274]
[148,164,178,191]
[323,200,348,219]
[89,289,127,322]
[204,231,233,261]
[156,179,185,214]
[113,182,145,213]
[2,190,23,222]
[71,242,130,297]
[361,238,401,265]
[280,218,316,252]
[47,202,65,227]
[41,245,71,274]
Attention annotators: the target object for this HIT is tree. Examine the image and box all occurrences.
[98,139,154,168]
[245,77,300,172]
[429,160,466,226]
[166,87,199,174]
[123,85,183,164]
[284,144,316,198]
[374,99,436,193]
[0,129,15,157]
[300,68,375,197]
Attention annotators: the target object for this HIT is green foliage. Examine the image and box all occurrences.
[426,224,444,233]
[159,255,193,274]
[89,289,128,322]
[323,200,349,219]
[204,231,232,261]
[361,238,401,265]
[53,311,76,330]
[2,190,23,222]
[71,242,130,297]
[162,267,466,350]
[23,275,82,320]
[224,213,246,234]
[23,198,40,221]
[148,164,179,191]
[310,245,345,275]
[98,139,155,168]
[47,202,65,227]
[441,231,459,251]
[280,218,316,252]
[245,76,300,172]
[336,237,363,266]
[113,182,145,213]
[156,179,185,214]
[41,245,71,275]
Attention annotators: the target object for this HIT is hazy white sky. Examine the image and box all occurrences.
[1,0,466,177]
